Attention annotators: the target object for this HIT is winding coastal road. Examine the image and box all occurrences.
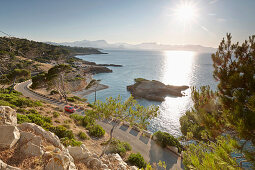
[14,80,183,170]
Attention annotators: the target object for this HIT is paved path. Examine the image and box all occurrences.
[15,80,183,170]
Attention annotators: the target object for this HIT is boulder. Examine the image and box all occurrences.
[0,106,17,125]
[20,141,44,157]
[0,125,20,149]
[108,153,127,170]
[18,123,64,150]
[0,159,20,170]
[130,166,138,170]
[19,132,44,157]
[67,144,91,161]
[45,150,77,170]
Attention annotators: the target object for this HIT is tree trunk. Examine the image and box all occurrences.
[9,76,16,94]
[100,123,116,157]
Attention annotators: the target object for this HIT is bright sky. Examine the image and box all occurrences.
[1,0,255,47]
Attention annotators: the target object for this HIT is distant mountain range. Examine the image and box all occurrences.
[47,40,216,53]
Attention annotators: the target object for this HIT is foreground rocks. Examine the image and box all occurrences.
[127,78,189,101]
[0,106,138,170]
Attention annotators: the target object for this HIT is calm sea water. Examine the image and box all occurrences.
[77,50,217,137]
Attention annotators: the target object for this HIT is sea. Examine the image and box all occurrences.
[77,50,217,137]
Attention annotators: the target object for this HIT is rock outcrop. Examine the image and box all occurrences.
[0,106,17,126]
[127,78,189,101]
[84,65,112,74]
[0,125,20,149]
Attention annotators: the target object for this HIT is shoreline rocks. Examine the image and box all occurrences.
[127,78,189,101]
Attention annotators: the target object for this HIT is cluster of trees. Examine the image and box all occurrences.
[32,64,72,102]
[180,34,255,169]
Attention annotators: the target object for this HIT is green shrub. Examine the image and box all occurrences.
[107,138,132,156]
[60,137,82,147]
[28,109,38,114]
[53,111,60,118]
[62,124,70,129]
[128,153,147,168]
[55,120,60,123]
[153,131,183,152]
[82,115,95,128]
[0,91,42,108]
[72,96,87,102]
[50,90,59,95]
[0,100,15,108]
[87,124,105,138]
[17,114,32,124]
[78,131,89,140]
[50,125,74,139]
[64,119,72,124]
[134,78,147,83]
[70,113,83,121]
[17,113,52,130]
[67,97,75,102]
[17,108,28,114]
[87,103,94,108]
[70,114,83,125]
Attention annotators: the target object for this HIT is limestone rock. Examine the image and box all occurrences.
[45,150,77,170]
[130,166,138,170]
[20,141,44,157]
[0,106,17,125]
[0,125,20,149]
[0,159,20,170]
[18,123,64,150]
[67,144,90,161]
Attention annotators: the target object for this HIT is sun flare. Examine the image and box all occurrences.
[174,2,198,24]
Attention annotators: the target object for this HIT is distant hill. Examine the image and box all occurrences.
[0,37,104,63]
[0,36,104,74]
[52,39,216,53]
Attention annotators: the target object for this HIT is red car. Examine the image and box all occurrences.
[64,105,76,113]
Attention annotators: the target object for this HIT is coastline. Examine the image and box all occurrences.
[72,83,109,97]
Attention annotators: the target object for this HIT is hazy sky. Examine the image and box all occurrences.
[1,0,255,47]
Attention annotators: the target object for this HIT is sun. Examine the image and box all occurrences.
[173,2,198,24]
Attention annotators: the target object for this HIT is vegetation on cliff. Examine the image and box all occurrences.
[180,34,255,169]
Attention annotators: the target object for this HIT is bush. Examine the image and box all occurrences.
[17,114,32,124]
[60,137,82,147]
[107,138,132,156]
[0,100,15,108]
[67,97,75,102]
[78,131,89,140]
[134,78,147,83]
[87,124,105,138]
[87,103,94,108]
[17,113,52,130]
[82,115,95,128]
[0,91,42,108]
[70,114,95,128]
[17,108,28,114]
[28,109,38,114]
[50,90,59,95]
[153,131,183,152]
[53,111,60,118]
[128,153,146,168]
[50,125,74,139]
